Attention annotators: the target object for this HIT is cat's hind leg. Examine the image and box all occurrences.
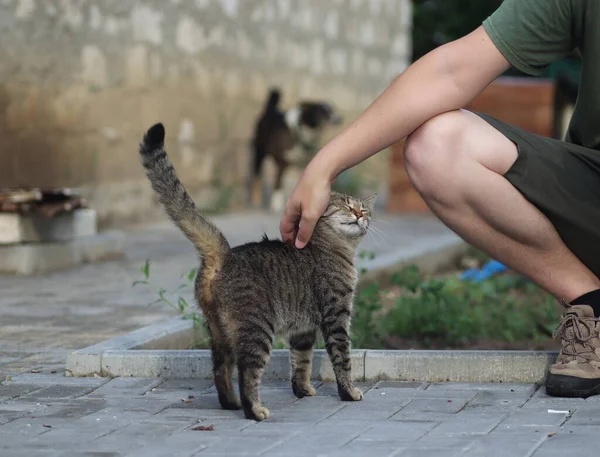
[289,329,317,398]
[236,323,274,421]
[209,322,240,410]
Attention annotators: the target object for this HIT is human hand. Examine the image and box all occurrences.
[279,166,331,248]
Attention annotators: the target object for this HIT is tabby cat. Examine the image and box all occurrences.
[139,123,375,421]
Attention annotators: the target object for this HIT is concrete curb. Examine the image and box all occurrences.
[65,318,202,376]
[66,317,558,383]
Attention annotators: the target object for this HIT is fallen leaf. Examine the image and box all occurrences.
[447,400,452,403]
[547,432,557,437]
[42,425,52,428]
[192,425,215,431]
[30,370,41,374]
[181,398,193,403]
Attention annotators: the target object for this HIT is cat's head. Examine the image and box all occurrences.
[318,192,377,240]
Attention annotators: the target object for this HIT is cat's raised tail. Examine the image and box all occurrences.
[139,123,230,270]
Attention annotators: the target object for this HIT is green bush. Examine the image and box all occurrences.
[381,265,558,348]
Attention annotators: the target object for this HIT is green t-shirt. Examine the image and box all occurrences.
[483,0,600,149]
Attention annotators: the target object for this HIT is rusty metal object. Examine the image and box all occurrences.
[0,188,87,217]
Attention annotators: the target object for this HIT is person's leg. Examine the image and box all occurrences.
[403,109,600,301]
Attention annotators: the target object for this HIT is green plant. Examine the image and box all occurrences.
[383,265,558,348]
[133,259,206,331]
[351,281,385,349]
[349,253,385,349]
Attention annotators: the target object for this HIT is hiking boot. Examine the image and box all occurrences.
[545,300,600,398]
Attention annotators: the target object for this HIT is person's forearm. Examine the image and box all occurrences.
[309,31,508,181]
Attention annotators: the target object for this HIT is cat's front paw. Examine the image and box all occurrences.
[293,384,317,398]
[245,405,271,421]
[339,387,363,402]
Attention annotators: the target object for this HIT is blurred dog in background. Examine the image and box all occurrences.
[249,88,342,211]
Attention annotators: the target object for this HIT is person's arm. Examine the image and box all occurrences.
[280,25,511,248]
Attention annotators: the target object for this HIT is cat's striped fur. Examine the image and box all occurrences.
[139,123,375,421]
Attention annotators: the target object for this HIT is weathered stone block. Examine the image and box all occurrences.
[0,231,124,275]
[0,209,97,244]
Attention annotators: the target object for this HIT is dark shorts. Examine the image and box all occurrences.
[474,112,600,278]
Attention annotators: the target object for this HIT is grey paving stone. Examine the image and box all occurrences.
[142,387,207,403]
[426,383,536,393]
[462,434,547,457]
[492,410,570,433]
[255,409,341,424]
[85,377,163,397]
[103,421,188,439]
[107,435,215,457]
[269,434,359,454]
[78,409,152,429]
[153,407,218,422]
[195,435,284,455]
[54,452,124,457]
[0,450,61,457]
[513,432,600,457]
[328,402,409,420]
[153,379,214,392]
[0,400,50,416]
[464,389,535,411]
[426,413,508,436]
[395,398,469,414]
[183,419,253,432]
[364,387,477,401]
[7,373,109,387]
[35,398,107,418]
[262,448,402,457]
[558,424,598,435]
[394,437,477,456]
[27,425,127,447]
[374,381,428,389]
[522,386,587,410]
[326,440,406,457]
[390,410,458,422]
[284,396,345,410]
[21,384,97,400]
[0,383,42,398]
[0,417,56,440]
[354,420,441,442]
[398,449,467,457]
[566,406,600,425]
[100,396,172,414]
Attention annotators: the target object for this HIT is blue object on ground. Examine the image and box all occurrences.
[460,259,509,282]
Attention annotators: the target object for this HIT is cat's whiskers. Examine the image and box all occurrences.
[366,228,382,250]
[368,223,391,245]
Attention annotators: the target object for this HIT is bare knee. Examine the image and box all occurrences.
[404,110,517,201]
[404,111,467,198]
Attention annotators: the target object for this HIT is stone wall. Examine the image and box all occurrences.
[0,0,412,227]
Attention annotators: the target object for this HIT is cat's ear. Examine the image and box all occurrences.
[363,193,377,211]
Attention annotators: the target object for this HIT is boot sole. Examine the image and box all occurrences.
[545,373,600,398]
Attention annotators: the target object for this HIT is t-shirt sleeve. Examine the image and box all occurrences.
[483,0,576,76]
